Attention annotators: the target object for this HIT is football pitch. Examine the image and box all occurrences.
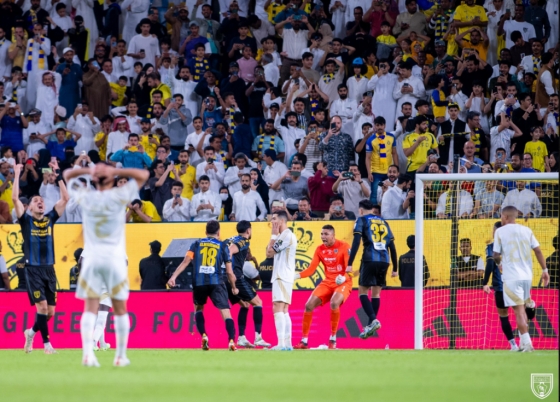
[1,349,558,402]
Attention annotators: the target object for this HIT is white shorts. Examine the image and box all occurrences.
[76,255,129,301]
[100,291,113,308]
[503,280,531,307]
[272,279,293,304]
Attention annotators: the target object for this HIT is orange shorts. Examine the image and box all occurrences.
[312,280,352,306]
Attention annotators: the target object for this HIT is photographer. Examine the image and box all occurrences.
[332,162,370,217]
[291,198,318,221]
[270,160,309,213]
[195,145,226,194]
[308,161,336,215]
[381,173,413,219]
[325,195,355,220]
[148,159,176,216]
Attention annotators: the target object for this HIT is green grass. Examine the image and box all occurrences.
[1,349,558,402]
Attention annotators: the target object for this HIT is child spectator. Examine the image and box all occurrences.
[524,126,548,172]
[187,44,210,83]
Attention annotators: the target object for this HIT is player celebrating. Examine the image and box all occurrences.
[14,162,69,355]
[347,199,397,339]
[226,221,271,348]
[64,163,149,367]
[493,206,550,352]
[265,211,298,351]
[168,220,239,351]
[483,221,537,351]
[294,225,352,350]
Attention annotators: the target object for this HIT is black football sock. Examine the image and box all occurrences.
[238,307,248,337]
[253,306,263,334]
[32,313,43,332]
[371,298,380,316]
[37,314,50,344]
[225,318,235,342]
[195,311,206,335]
[360,294,376,324]
[499,316,515,341]
[525,305,536,320]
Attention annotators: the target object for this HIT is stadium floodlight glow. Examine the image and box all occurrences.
[414,172,559,350]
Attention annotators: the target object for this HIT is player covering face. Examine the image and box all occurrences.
[294,226,352,349]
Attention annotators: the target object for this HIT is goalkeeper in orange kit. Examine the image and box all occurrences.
[293,225,352,350]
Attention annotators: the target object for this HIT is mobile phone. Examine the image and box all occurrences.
[140,49,145,53]
[506,8,510,13]
[232,71,238,76]
[253,180,258,186]
[403,83,409,87]
[91,61,100,69]
[342,172,354,178]
[148,134,153,138]
[42,168,53,174]
[294,78,300,85]
[77,103,82,109]
[81,150,86,156]
[205,98,210,105]
[26,159,34,165]
[51,157,57,163]
[366,91,373,97]
[271,200,284,208]
[207,158,214,164]
[294,14,302,21]
[9,102,16,108]
[175,194,180,199]
[507,94,514,99]
[330,122,336,130]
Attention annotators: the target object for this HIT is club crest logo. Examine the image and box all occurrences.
[531,374,553,400]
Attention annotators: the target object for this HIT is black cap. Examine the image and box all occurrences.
[229,61,239,68]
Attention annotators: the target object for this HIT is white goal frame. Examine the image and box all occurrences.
[414,172,558,350]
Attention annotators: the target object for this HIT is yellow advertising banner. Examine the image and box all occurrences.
[1,218,557,290]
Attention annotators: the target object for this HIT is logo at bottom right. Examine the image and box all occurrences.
[531,374,553,400]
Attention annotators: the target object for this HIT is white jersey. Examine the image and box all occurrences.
[68,178,138,258]
[271,228,297,283]
[493,223,539,282]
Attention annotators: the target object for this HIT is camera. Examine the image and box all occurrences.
[342,172,354,179]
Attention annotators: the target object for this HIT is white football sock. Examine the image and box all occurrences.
[114,314,130,359]
[80,312,97,358]
[284,312,292,348]
[273,312,285,348]
[520,331,532,345]
[93,311,109,345]
[330,335,336,341]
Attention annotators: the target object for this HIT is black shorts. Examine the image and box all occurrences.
[494,290,506,309]
[25,265,57,307]
[359,261,390,288]
[227,276,258,305]
[193,284,230,310]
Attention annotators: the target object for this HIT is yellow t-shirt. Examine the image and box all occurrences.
[130,201,161,223]
[110,83,127,107]
[366,133,396,174]
[377,34,397,46]
[402,132,438,172]
[524,141,548,173]
[150,83,172,104]
[94,131,109,161]
[461,40,488,63]
[0,180,14,211]
[364,64,378,79]
[266,2,286,24]
[139,134,159,161]
[170,163,197,200]
[453,4,488,39]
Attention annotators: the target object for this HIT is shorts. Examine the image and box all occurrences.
[494,290,506,309]
[227,276,258,305]
[76,255,129,301]
[272,279,293,304]
[25,265,57,306]
[312,280,352,306]
[193,284,230,310]
[100,292,113,308]
[503,280,532,307]
[359,261,390,288]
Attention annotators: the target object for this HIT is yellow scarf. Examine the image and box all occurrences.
[27,37,45,71]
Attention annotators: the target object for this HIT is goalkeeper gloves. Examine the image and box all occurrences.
[335,275,346,285]
[294,272,301,281]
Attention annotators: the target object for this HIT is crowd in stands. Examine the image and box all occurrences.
[0,0,558,224]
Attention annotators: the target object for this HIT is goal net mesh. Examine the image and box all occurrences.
[418,173,559,350]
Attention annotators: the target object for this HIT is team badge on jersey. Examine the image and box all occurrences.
[531,373,553,400]
[34,291,40,299]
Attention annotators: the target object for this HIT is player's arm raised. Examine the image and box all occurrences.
[12,164,25,219]
[55,178,70,217]
[168,252,193,288]
[265,221,280,258]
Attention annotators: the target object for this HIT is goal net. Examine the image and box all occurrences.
[414,171,559,350]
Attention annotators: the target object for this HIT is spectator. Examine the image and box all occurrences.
[489,112,523,163]
[275,13,313,84]
[471,180,504,219]
[278,112,305,165]
[195,145,226,194]
[291,197,317,221]
[502,180,541,218]
[190,174,222,221]
[319,115,355,172]
[232,112,253,158]
[0,103,28,153]
[545,235,559,289]
[308,161,336,215]
[128,18,161,67]
[381,173,413,219]
[460,141,484,174]
[262,149,288,206]
[499,4,536,49]
[326,195,356,221]
[56,48,83,117]
[127,199,162,223]
[82,58,113,118]
[139,241,167,290]
[162,181,191,222]
[110,134,152,169]
[435,183,474,219]
[393,60,426,118]
[393,0,427,37]
[252,119,285,162]
[230,174,267,222]
[454,238,484,287]
[148,160,176,216]
[40,128,82,162]
[465,111,489,161]
[332,161,370,218]
[224,153,256,196]
[403,116,439,177]
[169,150,197,200]
[511,92,543,152]
[271,160,309,212]
[524,126,548,172]
[535,53,556,108]
[456,55,493,96]
[398,235,430,288]
[160,94,192,150]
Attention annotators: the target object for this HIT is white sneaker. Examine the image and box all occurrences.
[510,345,520,352]
[93,344,99,352]
[44,344,57,354]
[23,329,34,353]
[237,335,255,348]
[267,345,286,351]
[254,335,271,348]
[113,357,131,367]
[521,343,534,353]
[100,343,111,351]
[82,355,100,367]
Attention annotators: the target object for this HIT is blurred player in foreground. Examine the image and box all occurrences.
[294,225,352,350]
[64,163,149,367]
[347,200,397,339]
[14,161,69,354]
[492,206,550,352]
[168,220,239,351]
[266,211,298,350]
[483,221,537,352]
[226,221,271,348]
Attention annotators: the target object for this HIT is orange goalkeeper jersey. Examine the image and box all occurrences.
[299,240,351,282]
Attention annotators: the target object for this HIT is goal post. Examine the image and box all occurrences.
[414,172,559,350]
